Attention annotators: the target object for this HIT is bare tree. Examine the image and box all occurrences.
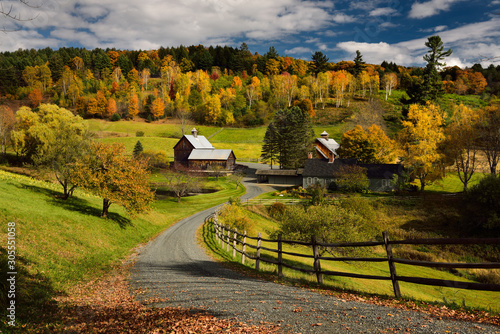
[162,170,201,203]
[1,0,39,30]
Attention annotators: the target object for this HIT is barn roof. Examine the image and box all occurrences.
[302,158,358,178]
[188,149,234,161]
[183,135,214,150]
[316,137,340,155]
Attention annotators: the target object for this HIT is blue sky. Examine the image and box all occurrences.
[1,0,500,68]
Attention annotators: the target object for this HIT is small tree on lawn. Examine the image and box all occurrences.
[162,170,201,203]
[133,140,143,158]
[334,165,370,193]
[71,142,154,217]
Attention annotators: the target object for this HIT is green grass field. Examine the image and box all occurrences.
[0,169,244,327]
[87,119,348,162]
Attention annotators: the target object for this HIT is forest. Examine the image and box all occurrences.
[0,43,499,128]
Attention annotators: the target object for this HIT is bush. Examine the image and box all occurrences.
[110,113,121,121]
[464,174,500,233]
[141,149,169,168]
[334,165,370,193]
[136,131,145,137]
[268,202,286,218]
[272,204,370,256]
[217,203,254,236]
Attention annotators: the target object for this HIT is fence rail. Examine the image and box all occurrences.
[206,214,500,298]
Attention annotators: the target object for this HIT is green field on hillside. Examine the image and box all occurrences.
[0,169,243,327]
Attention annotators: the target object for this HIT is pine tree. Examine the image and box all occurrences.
[133,140,143,158]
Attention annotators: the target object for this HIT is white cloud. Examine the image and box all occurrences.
[285,46,312,54]
[369,7,398,17]
[331,13,357,23]
[337,17,500,67]
[409,0,464,19]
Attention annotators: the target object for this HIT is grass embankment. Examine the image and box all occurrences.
[203,195,500,314]
[0,169,244,330]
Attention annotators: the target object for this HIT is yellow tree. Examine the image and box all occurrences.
[445,104,481,191]
[39,63,52,92]
[245,76,261,108]
[194,70,211,103]
[219,87,236,110]
[140,68,151,90]
[96,90,108,117]
[382,73,397,100]
[400,103,445,191]
[205,94,222,125]
[265,58,281,75]
[339,125,397,164]
[71,142,154,217]
[283,73,298,107]
[59,66,74,97]
[128,93,140,118]
[22,66,39,88]
[151,98,165,119]
[111,67,122,83]
[86,98,99,118]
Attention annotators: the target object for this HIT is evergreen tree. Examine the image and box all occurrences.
[310,51,329,75]
[133,140,143,158]
[352,50,366,76]
[402,35,452,112]
[261,106,314,169]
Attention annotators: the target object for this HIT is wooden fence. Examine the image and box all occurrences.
[206,214,500,298]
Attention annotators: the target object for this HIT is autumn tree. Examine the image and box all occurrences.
[445,104,481,191]
[71,142,154,217]
[204,94,222,124]
[245,76,261,108]
[28,88,42,107]
[151,98,165,119]
[383,73,397,100]
[476,105,500,174]
[0,106,15,154]
[338,125,397,164]
[399,103,445,191]
[106,98,117,118]
[128,93,140,118]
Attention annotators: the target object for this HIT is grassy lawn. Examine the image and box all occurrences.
[0,169,243,327]
[87,119,352,162]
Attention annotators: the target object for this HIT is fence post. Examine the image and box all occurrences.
[221,225,225,247]
[383,231,401,298]
[226,228,230,252]
[278,233,283,278]
[312,236,323,285]
[214,218,219,244]
[233,228,237,258]
[242,231,247,264]
[256,232,262,271]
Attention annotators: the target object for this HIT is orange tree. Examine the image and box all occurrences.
[71,142,154,217]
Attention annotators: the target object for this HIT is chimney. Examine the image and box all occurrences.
[191,128,198,138]
[328,152,335,163]
[320,131,329,140]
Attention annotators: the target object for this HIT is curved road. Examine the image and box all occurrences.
[130,163,499,333]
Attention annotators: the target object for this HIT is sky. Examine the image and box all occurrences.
[1,0,500,68]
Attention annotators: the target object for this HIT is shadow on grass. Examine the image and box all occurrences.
[15,184,132,229]
[0,247,62,332]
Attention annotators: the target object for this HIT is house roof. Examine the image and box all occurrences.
[188,149,234,161]
[302,159,358,178]
[316,137,340,155]
[255,169,302,176]
[183,135,214,150]
[359,164,403,179]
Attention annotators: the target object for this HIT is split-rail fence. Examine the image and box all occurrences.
[207,214,500,298]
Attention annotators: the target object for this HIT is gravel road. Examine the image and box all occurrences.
[130,163,500,333]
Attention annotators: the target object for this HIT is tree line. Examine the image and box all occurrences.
[0,41,497,128]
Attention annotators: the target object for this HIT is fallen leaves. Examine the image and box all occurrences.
[21,267,280,334]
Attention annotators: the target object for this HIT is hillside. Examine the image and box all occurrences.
[0,169,244,330]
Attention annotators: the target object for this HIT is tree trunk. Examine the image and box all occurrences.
[102,198,111,217]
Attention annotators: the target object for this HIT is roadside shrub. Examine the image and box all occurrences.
[217,203,254,236]
[339,197,375,221]
[268,202,286,218]
[272,204,370,256]
[136,131,145,137]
